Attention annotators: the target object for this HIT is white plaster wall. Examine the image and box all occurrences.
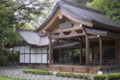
[25,54,29,63]
[20,46,24,53]
[13,47,19,51]
[31,54,36,63]
[36,48,41,53]
[42,48,47,53]
[36,54,41,63]
[42,54,47,63]
[20,54,24,63]
[31,48,37,53]
[25,46,30,53]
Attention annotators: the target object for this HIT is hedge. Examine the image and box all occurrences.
[94,74,106,80]
[108,73,120,80]
[56,72,120,80]
[56,72,89,79]
[23,69,52,75]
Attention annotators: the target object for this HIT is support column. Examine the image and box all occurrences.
[86,35,89,66]
[59,48,61,63]
[49,35,52,70]
[99,37,102,67]
[80,38,82,65]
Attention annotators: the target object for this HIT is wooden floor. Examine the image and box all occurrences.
[50,65,100,73]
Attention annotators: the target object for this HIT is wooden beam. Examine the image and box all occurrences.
[99,37,103,67]
[88,35,98,39]
[56,38,80,42]
[85,35,89,66]
[49,36,52,70]
[52,25,83,34]
[80,38,82,65]
[51,33,85,39]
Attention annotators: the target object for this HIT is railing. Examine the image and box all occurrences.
[53,60,116,66]
[89,59,116,65]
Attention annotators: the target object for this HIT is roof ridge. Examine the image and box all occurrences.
[61,0,104,15]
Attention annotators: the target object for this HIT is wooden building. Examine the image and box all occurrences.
[35,0,120,73]
[12,29,49,66]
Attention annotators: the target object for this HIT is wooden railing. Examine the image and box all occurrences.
[89,59,116,65]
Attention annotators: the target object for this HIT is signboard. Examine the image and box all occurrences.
[59,22,72,29]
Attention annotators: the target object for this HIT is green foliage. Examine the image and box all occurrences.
[0,0,22,53]
[0,76,26,80]
[56,72,120,80]
[56,72,89,79]
[0,53,8,66]
[0,50,19,66]
[22,23,35,30]
[87,0,120,24]
[70,0,93,5]
[15,0,54,28]
[94,74,106,80]
[108,73,120,80]
[23,69,52,75]
[0,0,54,54]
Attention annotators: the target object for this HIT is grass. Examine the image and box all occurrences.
[0,76,25,80]
[23,69,52,75]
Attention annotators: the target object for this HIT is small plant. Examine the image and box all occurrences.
[108,73,120,80]
[23,69,52,75]
[56,72,89,79]
[94,74,106,80]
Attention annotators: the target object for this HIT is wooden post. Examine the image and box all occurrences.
[80,39,82,65]
[49,35,52,70]
[99,37,102,67]
[86,35,89,66]
[59,48,60,63]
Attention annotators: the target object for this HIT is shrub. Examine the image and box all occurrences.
[108,73,120,80]
[56,72,120,80]
[94,74,106,80]
[56,72,89,79]
[23,69,52,75]
[77,74,89,79]
[0,53,8,66]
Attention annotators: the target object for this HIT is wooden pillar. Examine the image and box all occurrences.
[49,35,52,69]
[80,39,82,65]
[59,48,61,63]
[99,37,102,67]
[115,40,118,64]
[86,35,89,66]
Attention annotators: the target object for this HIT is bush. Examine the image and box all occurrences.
[56,72,76,78]
[56,72,89,79]
[56,72,120,80]
[0,50,19,66]
[108,73,120,80]
[23,69,52,75]
[0,53,8,66]
[94,74,106,80]
[77,74,89,79]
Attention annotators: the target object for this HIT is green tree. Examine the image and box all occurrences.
[87,0,120,24]
[15,0,54,28]
[70,0,93,5]
[0,0,22,53]
[0,0,54,53]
